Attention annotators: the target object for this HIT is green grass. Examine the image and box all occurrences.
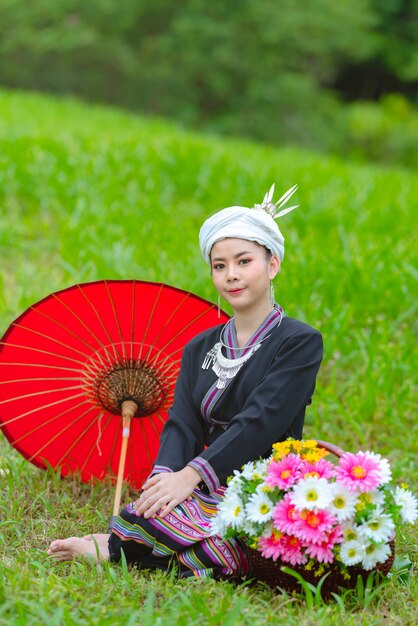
[0,88,417,625]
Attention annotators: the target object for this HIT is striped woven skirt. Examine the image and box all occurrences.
[108,487,249,579]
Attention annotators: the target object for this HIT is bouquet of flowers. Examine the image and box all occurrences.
[212,440,417,580]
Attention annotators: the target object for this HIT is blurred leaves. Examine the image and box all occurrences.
[1,1,418,166]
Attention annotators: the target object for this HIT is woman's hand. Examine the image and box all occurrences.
[134,466,201,520]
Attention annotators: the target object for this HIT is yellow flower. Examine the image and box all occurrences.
[301,452,313,462]
[317,447,329,458]
[302,451,321,463]
[302,440,318,449]
[302,448,329,463]
[272,441,288,451]
[272,441,292,459]
[272,438,330,462]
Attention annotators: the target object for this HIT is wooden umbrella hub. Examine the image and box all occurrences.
[81,342,177,419]
[97,363,166,417]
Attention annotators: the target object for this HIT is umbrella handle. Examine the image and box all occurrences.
[112,401,137,518]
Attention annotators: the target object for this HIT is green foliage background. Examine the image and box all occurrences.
[1,1,418,166]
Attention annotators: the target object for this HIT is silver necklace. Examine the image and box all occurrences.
[202,309,283,389]
[202,341,261,388]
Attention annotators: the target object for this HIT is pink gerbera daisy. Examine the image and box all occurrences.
[300,458,336,480]
[258,532,283,561]
[266,454,301,490]
[336,451,385,493]
[304,525,344,563]
[293,508,337,544]
[304,539,334,563]
[279,534,308,566]
[272,493,300,534]
[326,524,344,547]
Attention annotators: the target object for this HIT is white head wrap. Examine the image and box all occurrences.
[199,184,298,264]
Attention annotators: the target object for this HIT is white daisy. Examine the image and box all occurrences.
[329,483,359,521]
[341,521,362,543]
[209,515,228,537]
[252,458,269,480]
[365,489,386,512]
[261,521,274,538]
[367,452,392,485]
[339,540,365,566]
[290,476,333,511]
[358,513,395,543]
[240,461,256,480]
[217,492,245,529]
[393,487,418,524]
[246,491,274,523]
[361,541,391,570]
[241,517,258,537]
[226,473,244,495]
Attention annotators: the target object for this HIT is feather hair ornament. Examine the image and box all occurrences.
[253,183,298,218]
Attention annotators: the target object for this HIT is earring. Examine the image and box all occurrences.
[217,293,221,318]
[270,281,275,306]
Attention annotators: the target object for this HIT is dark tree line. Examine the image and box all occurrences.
[1,0,417,163]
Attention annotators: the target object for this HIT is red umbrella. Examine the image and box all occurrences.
[0,280,228,516]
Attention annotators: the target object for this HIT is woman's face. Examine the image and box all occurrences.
[210,238,280,313]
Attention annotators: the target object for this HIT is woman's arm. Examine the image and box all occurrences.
[187,328,323,492]
[135,343,206,518]
[152,343,206,471]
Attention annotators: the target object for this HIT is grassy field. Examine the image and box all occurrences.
[0,89,417,625]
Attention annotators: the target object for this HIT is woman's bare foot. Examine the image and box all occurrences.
[81,533,111,542]
[47,535,110,563]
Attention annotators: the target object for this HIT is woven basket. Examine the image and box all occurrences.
[243,440,396,597]
[246,541,395,598]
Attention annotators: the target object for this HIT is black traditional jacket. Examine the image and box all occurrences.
[154,317,323,493]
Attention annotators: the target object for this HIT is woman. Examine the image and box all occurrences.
[47,184,323,579]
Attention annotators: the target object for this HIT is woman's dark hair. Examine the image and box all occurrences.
[252,241,272,260]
